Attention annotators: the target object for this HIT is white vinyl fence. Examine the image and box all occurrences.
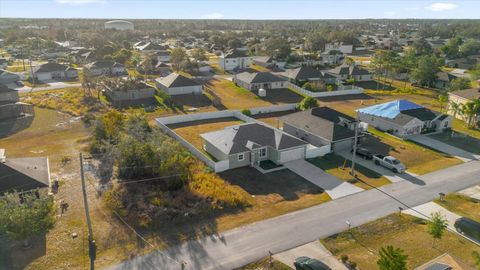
[305,144,331,158]
[287,82,364,98]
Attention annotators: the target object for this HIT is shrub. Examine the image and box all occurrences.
[241,108,252,116]
[341,254,349,263]
[297,96,318,110]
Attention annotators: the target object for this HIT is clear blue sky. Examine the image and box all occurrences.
[1,0,479,19]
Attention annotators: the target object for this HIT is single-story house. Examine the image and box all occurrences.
[103,80,156,107]
[448,88,480,123]
[280,107,358,153]
[233,71,287,91]
[252,56,285,69]
[280,66,337,85]
[357,99,452,138]
[434,71,458,90]
[200,123,308,170]
[0,69,20,85]
[153,50,171,62]
[0,84,33,121]
[327,64,373,82]
[31,62,78,81]
[0,149,51,196]
[83,60,127,77]
[155,73,202,96]
[320,50,345,65]
[445,57,477,70]
[135,42,168,54]
[219,49,252,71]
[325,42,353,54]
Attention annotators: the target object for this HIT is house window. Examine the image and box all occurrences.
[226,60,229,63]
[444,121,449,128]
[259,148,267,158]
[238,153,245,161]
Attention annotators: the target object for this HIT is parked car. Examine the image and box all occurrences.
[372,155,406,173]
[454,217,480,244]
[294,256,331,270]
[351,147,373,160]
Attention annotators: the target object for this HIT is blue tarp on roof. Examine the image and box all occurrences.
[357,100,424,119]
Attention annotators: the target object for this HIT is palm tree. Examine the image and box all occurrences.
[461,100,480,128]
[449,101,461,119]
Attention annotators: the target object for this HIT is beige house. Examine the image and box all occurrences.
[448,88,480,122]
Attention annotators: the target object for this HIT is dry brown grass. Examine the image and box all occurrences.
[322,214,479,270]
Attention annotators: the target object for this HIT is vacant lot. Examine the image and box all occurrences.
[217,167,331,231]
[430,131,480,155]
[321,214,480,270]
[252,110,297,127]
[365,129,462,175]
[308,154,391,189]
[205,79,303,109]
[435,193,480,222]
[168,117,244,156]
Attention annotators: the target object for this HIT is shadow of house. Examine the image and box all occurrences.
[0,84,35,138]
[0,114,34,138]
[0,234,47,270]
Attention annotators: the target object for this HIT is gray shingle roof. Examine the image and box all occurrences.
[155,73,200,88]
[450,88,480,100]
[200,123,307,155]
[280,108,356,142]
[33,62,69,73]
[0,83,15,93]
[84,60,124,69]
[282,66,322,81]
[0,157,50,195]
[235,72,286,84]
[223,49,248,59]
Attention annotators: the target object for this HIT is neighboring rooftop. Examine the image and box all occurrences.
[235,72,286,84]
[223,49,248,59]
[357,99,425,119]
[155,73,200,88]
[33,62,70,73]
[84,60,124,69]
[450,88,480,100]
[200,123,307,155]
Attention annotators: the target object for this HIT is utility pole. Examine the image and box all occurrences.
[29,58,35,89]
[80,153,96,270]
[350,121,359,176]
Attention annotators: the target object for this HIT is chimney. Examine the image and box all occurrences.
[0,149,5,163]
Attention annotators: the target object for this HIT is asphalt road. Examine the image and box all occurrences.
[105,160,480,270]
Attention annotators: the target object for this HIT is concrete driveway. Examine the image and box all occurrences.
[459,185,480,200]
[284,159,363,199]
[273,241,347,270]
[409,134,479,162]
[337,150,420,184]
[404,201,461,231]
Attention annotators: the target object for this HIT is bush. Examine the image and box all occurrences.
[241,108,252,116]
[297,96,318,110]
[341,254,349,263]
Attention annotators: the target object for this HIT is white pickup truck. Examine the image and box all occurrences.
[372,155,406,173]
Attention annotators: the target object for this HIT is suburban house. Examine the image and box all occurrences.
[153,50,171,62]
[83,60,127,77]
[135,42,167,54]
[102,79,156,107]
[200,123,308,170]
[155,73,203,96]
[434,71,458,90]
[357,100,452,138]
[233,71,287,91]
[320,50,345,65]
[218,49,252,71]
[327,64,373,82]
[280,107,358,153]
[0,149,51,196]
[325,42,354,54]
[281,66,337,85]
[448,88,480,123]
[0,84,34,121]
[31,61,78,81]
[0,58,8,69]
[252,56,285,69]
[0,69,20,85]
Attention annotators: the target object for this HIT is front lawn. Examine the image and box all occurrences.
[430,131,480,155]
[239,257,291,270]
[321,214,480,270]
[366,129,463,175]
[434,193,480,222]
[308,154,391,189]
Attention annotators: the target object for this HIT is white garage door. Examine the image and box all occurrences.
[279,148,305,163]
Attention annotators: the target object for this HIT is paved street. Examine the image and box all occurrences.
[106,160,480,270]
[14,81,81,93]
[408,134,480,162]
[284,159,364,199]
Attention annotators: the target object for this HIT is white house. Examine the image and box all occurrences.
[155,73,202,96]
[83,60,127,77]
[153,50,171,62]
[325,42,353,54]
[357,100,451,138]
[327,64,373,82]
[218,49,252,71]
[31,62,78,81]
[233,72,287,91]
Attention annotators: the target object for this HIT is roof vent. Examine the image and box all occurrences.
[0,149,5,163]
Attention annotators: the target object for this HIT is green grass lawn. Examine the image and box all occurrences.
[430,131,480,155]
[321,214,480,270]
[434,193,480,222]
[367,128,463,175]
[238,257,291,270]
[308,154,391,189]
